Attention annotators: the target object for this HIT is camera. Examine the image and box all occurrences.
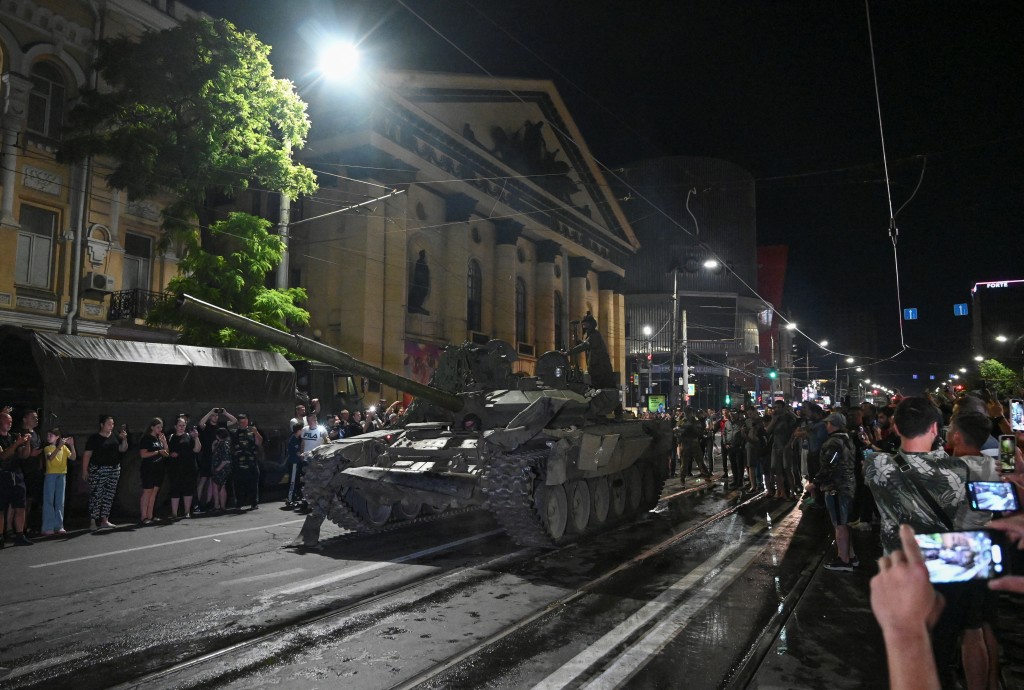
[999,434,1016,473]
[967,481,1019,512]
[913,529,1011,583]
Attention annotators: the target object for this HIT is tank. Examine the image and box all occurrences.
[176,295,673,548]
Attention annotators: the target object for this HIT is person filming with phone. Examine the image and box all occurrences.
[865,398,999,689]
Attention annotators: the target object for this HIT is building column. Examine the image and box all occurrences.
[568,257,592,336]
[598,271,622,379]
[534,240,561,354]
[492,219,522,344]
[0,73,31,227]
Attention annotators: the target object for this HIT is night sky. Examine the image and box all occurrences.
[187,0,1024,389]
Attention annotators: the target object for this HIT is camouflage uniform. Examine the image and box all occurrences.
[864,449,998,554]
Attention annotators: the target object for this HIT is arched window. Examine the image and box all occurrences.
[515,278,527,344]
[27,62,66,139]
[467,259,482,331]
[554,291,565,350]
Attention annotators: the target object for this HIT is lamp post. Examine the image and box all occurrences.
[643,325,653,412]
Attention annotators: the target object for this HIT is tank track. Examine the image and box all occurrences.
[481,449,556,548]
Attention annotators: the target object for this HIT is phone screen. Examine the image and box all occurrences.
[967,481,1019,511]
[914,530,1005,583]
[999,435,1016,473]
[1011,400,1024,432]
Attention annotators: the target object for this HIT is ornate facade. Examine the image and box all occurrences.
[288,71,641,403]
[0,0,195,339]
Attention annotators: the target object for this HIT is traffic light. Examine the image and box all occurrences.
[647,353,652,362]
[766,368,778,380]
[725,394,731,406]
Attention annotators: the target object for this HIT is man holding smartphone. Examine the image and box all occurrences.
[865,399,999,689]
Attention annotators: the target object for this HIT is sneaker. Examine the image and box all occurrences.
[853,521,873,531]
[824,558,854,572]
[13,533,34,546]
[250,504,259,510]
[192,507,204,515]
[851,555,861,568]
[57,529,67,534]
[98,521,118,529]
[848,519,863,529]
[90,519,99,531]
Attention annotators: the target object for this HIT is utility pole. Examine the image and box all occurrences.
[681,308,689,406]
[669,270,678,408]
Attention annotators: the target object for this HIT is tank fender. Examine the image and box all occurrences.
[544,437,574,485]
[486,396,570,450]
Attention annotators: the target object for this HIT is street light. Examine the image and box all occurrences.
[642,325,653,412]
[974,355,985,362]
[997,335,1009,342]
[318,41,361,80]
[703,259,720,269]
[820,340,829,348]
[785,322,797,331]
[959,367,967,373]
[846,357,855,364]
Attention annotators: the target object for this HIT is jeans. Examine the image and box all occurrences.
[42,473,66,532]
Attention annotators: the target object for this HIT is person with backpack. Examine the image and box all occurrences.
[814,411,859,571]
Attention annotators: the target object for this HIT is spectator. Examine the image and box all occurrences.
[210,427,232,512]
[947,412,1002,690]
[290,399,320,428]
[340,409,361,438]
[283,422,304,509]
[742,407,764,493]
[0,410,34,545]
[865,396,999,687]
[41,428,75,535]
[724,410,744,489]
[196,407,236,514]
[18,408,43,534]
[138,418,169,525]
[167,417,201,519]
[765,400,799,499]
[81,415,128,530]
[814,412,858,571]
[870,524,943,690]
[677,408,710,482]
[231,413,262,510]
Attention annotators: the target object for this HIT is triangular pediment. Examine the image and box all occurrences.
[378,70,639,253]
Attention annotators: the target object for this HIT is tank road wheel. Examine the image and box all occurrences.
[587,477,611,526]
[624,465,643,515]
[609,472,628,519]
[393,501,423,521]
[348,489,391,527]
[535,483,568,541]
[565,480,592,534]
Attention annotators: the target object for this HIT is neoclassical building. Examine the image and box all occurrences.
[0,0,196,340]
[282,70,641,403]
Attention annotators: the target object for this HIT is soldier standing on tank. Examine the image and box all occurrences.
[565,312,622,419]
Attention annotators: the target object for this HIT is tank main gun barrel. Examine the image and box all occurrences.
[176,294,464,414]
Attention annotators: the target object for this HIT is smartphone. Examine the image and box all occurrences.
[999,434,1016,473]
[913,529,1009,583]
[967,481,1020,512]
[1010,400,1024,432]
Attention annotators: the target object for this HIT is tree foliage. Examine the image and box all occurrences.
[146,213,308,350]
[979,358,1023,398]
[58,17,317,236]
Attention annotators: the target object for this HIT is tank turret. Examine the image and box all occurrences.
[175,294,672,548]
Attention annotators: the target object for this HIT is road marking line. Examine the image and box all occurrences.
[271,529,506,595]
[28,520,305,569]
[584,532,770,688]
[221,568,307,586]
[533,505,789,689]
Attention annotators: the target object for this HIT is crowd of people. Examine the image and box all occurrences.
[0,398,406,546]
[664,390,1024,690]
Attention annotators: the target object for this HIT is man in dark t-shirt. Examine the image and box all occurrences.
[0,411,34,545]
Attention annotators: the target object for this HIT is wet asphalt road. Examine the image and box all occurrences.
[0,476,894,689]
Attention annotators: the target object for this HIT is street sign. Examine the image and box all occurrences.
[903,308,918,320]
[953,303,969,316]
[687,383,696,396]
